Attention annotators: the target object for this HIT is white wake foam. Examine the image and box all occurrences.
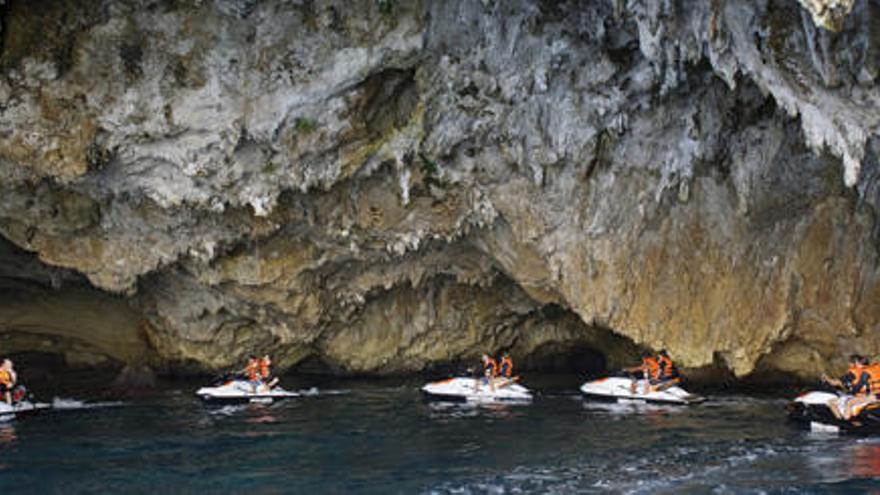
[51,397,125,410]
[295,387,350,397]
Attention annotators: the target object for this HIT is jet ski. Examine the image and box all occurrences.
[580,376,705,405]
[421,377,533,403]
[0,386,51,421]
[196,375,299,404]
[787,391,880,434]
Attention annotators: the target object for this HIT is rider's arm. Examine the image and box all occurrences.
[824,376,842,388]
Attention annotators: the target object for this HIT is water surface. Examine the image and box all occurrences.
[0,376,878,493]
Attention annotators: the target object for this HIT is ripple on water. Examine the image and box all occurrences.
[424,431,827,493]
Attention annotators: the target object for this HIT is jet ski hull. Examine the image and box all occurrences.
[421,377,532,403]
[580,376,705,405]
[196,380,299,404]
[0,400,51,421]
[787,391,880,435]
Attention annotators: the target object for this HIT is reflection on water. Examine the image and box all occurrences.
[849,441,880,479]
[426,401,527,421]
[0,424,13,473]
[581,398,687,415]
[0,424,16,446]
[245,408,280,426]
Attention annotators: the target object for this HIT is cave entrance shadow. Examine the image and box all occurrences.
[520,342,608,376]
[1,350,121,397]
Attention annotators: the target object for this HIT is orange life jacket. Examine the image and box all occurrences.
[866,364,880,394]
[483,358,498,377]
[0,370,11,387]
[499,357,514,378]
[259,359,271,379]
[245,361,259,381]
[642,357,660,380]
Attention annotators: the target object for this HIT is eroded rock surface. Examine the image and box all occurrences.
[0,0,878,379]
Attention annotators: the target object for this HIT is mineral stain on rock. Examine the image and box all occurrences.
[0,0,878,382]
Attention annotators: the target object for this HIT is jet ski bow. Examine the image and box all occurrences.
[421,377,532,403]
[580,376,705,405]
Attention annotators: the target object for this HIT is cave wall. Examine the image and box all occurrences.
[0,0,878,378]
[0,237,154,367]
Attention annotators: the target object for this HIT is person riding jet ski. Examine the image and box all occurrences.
[259,355,279,391]
[624,352,660,394]
[493,353,520,390]
[474,354,498,393]
[421,351,532,403]
[0,358,50,417]
[624,351,681,394]
[823,354,870,395]
[655,350,681,390]
[0,359,17,405]
[243,355,262,394]
[196,355,298,403]
[822,355,880,420]
[498,353,514,379]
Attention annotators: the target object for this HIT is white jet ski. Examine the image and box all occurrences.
[787,390,880,434]
[580,376,705,405]
[0,400,52,421]
[0,386,51,421]
[421,377,533,403]
[196,378,299,404]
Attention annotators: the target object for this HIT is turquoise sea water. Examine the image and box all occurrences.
[0,375,878,494]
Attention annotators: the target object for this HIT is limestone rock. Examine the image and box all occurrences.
[798,0,856,31]
[0,0,878,381]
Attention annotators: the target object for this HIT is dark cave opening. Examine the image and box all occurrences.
[519,341,609,375]
[0,350,122,397]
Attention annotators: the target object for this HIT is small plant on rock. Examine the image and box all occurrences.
[377,0,393,15]
[295,117,319,134]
